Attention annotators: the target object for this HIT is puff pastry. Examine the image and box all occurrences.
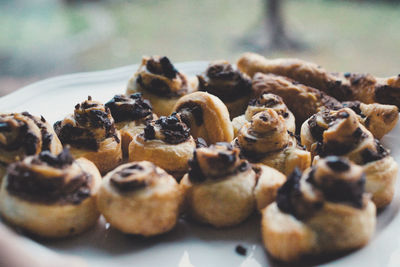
[232,93,295,137]
[261,156,376,262]
[129,113,196,179]
[173,91,234,144]
[234,110,311,175]
[54,96,123,174]
[301,108,398,208]
[197,61,252,118]
[97,161,182,236]
[251,72,398,138]
[180,143,256,227]
[126,56,198,116]
[105,93,156,157]
[0,148,102,238]
[238,52,400,107]
[0,112,62,182]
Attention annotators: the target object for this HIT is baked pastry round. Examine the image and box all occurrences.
[0,112,63,182]
[173,91,234,144]
[197,61,252,118]
[97,161,182,236]
[0,148,102,238]
[105,93,156,158]
[126,56,198,116]
[54,96,122,174]
[234,110,311,175]
[232,93,295,137]
[180,143,256,227]
[301,108,398,208]
[261,156,376,262]
[129,113,196,179]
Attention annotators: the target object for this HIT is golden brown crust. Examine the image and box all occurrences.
[97,161,182,236]
[174,91,234,144]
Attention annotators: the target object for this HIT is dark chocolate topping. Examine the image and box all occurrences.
[361,139,389,164]
[325,156,350,172]
[110,163,152,192]
[146,56,178,79]
[54,122,99,151]
[276,168,306,217]
[177,101,204,127]
[143,114,190,144]
[105,93,153,123]
[36,148,74,168]
[375,84,400,108]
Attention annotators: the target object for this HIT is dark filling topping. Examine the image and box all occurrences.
[361,139,389,164]
[177,101,204,127]
[146,56,178,79]
[341,101,364,117]
[32,148,74,168]
[143,114,190,144]
[248,95,281,107]
[54,122,99,151]
[326,79,353,101]
[188,151,206,183]
[6,163,91,205]
[325,156,350,172]
[105,93,153,123]
[110,164,150,192]
[21,112,53,151]
[375,84,400,108]
[307,113,329,142]
[74,105,116,137]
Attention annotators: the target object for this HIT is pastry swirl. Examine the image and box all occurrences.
[97,161,182,236]
[234,110,311,175]
[0,148,102,238]
[129,113,196,179]
[105,93,156,157]
[0,112,62,181]
[301,108,398,207]
[261,156,376,262]
[126,56,198,116]
[180,143,256,227]
[54,96,122,174]
[198,61,252,118]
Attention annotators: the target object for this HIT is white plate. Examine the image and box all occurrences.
[1,62,400,267]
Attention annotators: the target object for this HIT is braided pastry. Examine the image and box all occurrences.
[238,52,400,107]
[129,113,196,179]
[301,108,398,208]
[234,110,311,175]
[261,156,376,262]
[0,148,102,238]
[97,161,182,236]
[126,56,198,116]
[0,112,62,182]
[197,61,252,118]
[232,93,295,137]
[173,91,234,144]
[180,143,256,227]
[105,93,156,158]
[54,96,122,174]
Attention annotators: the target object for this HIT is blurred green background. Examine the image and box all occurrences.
[1,0,400,96]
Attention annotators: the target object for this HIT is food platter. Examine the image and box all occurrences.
[0,61,400,267]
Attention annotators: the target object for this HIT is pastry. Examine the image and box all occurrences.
[97,161,182,236]
[197,61,252,118]
[237,52,400,107]
[234,110,311,175]
[54,96,123,174]
[301,108,398,208]
[251,73,399,138]
[129,113,196,179]
[105,93,156,157]
[180,142,256,227]
[0,112,63,182]
[261,156,376,262]
[0,148,102,238]
[173,91,234,144]
[126,56,198,116]
[231,93,295,137]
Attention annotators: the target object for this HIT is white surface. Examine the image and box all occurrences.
[0,62,400,267]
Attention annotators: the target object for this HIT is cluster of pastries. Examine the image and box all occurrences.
[0,53,398,263]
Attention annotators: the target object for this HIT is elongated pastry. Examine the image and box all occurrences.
[105,93,156,157]
[234,110,311,175]
[97,161,182,236]
[261,156,376,262]
[129,113,196,179]
[0,148,102,238]
[301,108,398,208]
[180,143,256,227]
[232,93,295,137]
[252,73,399,138]
[197,61,252,118]
[238,52,400,107]
[173,91,234,144]
[0,112,63,182]
[54,96,122,174]
[126,56,198,116]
